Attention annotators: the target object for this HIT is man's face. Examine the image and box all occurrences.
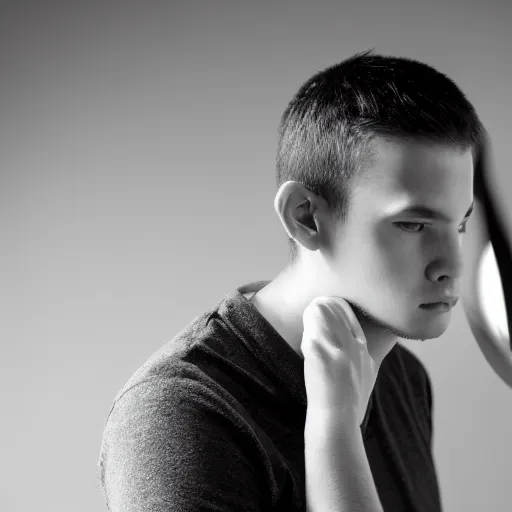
[324,136,474,341]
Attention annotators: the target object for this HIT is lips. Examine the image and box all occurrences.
[419,300,456,311]
[421,297,458,308]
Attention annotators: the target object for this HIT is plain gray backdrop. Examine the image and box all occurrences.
[3,1,511,511]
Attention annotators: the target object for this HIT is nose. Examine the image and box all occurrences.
[426,235,465,283]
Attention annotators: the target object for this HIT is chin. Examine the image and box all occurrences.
[382,307,452,341]
[401,317,451,341]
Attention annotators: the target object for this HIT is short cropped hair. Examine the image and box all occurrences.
[275,49,484,264]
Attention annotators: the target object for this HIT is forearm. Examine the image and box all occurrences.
[304,411,384,512]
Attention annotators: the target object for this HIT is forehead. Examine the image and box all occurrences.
[353,136,474,216]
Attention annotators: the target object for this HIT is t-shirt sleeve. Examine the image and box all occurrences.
[98,376,266,511]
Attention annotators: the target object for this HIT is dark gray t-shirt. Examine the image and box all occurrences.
[97,280,443,511]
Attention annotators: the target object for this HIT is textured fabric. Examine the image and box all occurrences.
[97,280,443,511]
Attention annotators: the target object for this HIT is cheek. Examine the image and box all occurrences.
[374,227,421,277]
[349,234,420,300]
[332,226,421,295]
[340,247,399,299]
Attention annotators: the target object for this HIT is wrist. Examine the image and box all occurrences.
[305,407,360,436]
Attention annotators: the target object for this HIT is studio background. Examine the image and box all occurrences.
[3,1,511,511]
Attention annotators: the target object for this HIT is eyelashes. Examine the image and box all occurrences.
[394,222,468,234]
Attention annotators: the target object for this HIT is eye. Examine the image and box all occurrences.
[395,222,425,233]
[394,222,468,234]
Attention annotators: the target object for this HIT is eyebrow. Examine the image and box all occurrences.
[398,200,474,222]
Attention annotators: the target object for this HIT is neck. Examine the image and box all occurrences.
[250,261,398,369]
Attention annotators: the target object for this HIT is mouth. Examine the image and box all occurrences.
[419,302,454,312]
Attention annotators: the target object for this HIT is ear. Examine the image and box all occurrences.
[274,181,329,253]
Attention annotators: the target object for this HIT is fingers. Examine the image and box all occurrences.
[302,333,352,372]
[328,297,367,346]
[303,298,334,340]
[302,297,367,379]
[303,296,366,349]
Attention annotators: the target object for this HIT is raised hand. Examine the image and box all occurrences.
[301,296,378,427]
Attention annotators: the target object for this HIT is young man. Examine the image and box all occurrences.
[97,49,483,511]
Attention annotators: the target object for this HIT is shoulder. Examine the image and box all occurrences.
[98,354,267,511]
[104,305,257,433]
[98,302,273,509]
